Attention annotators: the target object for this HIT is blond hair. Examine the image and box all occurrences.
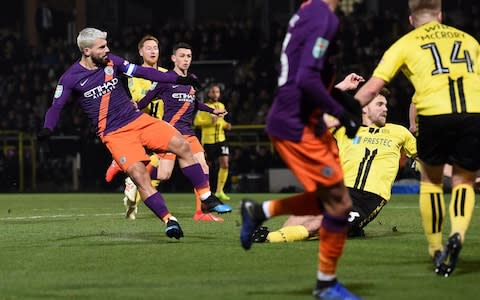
[409,0,441,17]
[76,28,107,52]
[137,35,159,50]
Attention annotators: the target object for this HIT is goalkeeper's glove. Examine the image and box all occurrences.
[337,110,361,138]
[331,88,362,138]
[405,157,420,178]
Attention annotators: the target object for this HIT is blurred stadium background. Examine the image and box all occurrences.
[0,0,477,193]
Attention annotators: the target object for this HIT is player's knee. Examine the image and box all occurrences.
[126,163,151,188]
[219,157,229,168]
[176,140,192,157]
[168,136,192,157]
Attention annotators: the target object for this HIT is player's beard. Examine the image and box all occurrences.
[92,53,109,68]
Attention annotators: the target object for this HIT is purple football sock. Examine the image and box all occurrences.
[144,192,169,220]
[322,213,348,232]
[181,163,209,189]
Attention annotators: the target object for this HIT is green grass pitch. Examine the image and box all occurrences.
[0,193,479,300]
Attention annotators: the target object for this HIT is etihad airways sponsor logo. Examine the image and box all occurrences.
[83,78,119,99]
[172,92,195,102]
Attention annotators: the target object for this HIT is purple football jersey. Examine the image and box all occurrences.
[44,53,179,136]
[137,70,214,135]
[266,0,344,142]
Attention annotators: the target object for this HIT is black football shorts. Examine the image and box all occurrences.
[417,114,480,171]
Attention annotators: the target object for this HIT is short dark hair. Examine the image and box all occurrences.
[173,42,192,54]
[379,87,391,98]
[208,83,221,92]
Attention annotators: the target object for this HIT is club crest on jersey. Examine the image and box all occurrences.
[312,37,329,59]
[321,166,334,177]
[104,66,114,76]
[119,156,127,166]
[54,85,63,98]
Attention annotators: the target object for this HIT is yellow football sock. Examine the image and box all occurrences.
[216,167,228,193]
[419,182,445,257]
[450,184,475,243]
[267,225,309,243]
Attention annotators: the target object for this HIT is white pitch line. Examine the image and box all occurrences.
[32,208,109,211]
[0,212,123,221]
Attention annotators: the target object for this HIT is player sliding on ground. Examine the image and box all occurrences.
[252,88,418,243]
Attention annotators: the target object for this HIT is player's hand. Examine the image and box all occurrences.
[409,123,417,134]
[131,100,139,110]
[224,122,232,130]
[213,108,228,117]
[335,73,365,91]
[323,114,340,128]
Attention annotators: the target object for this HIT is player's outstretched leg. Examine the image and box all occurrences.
[313,282,362,300]
[201,194,232,214]
[240,199,266,250]
[165,216,184,240]
[105,160,122,182]
[435,233,462,277]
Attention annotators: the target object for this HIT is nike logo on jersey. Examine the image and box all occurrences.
[172,85,179,88]
[80,79,89,86]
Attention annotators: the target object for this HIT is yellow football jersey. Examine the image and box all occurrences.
[335,124,417,201]
[373,21,480,116]
[194,101,228,144]
[128,66,168,119]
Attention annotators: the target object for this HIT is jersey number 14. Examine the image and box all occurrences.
[421,41,473,75]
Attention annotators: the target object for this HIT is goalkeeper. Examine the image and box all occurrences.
[253,88,418,243]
